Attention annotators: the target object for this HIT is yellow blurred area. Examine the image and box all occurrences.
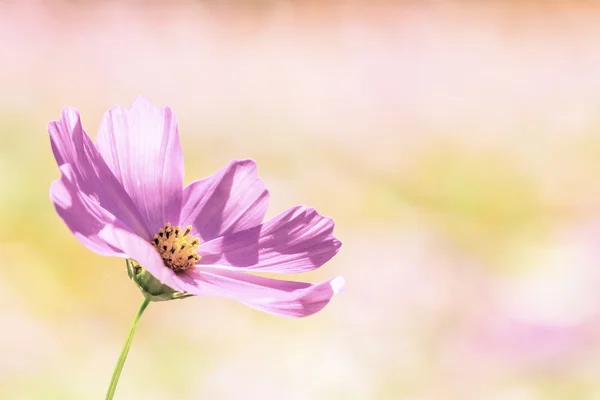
[4,0,600,399]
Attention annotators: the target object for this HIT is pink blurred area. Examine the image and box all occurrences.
[3,0,600,399]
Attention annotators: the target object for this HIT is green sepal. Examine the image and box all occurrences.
[126,260,194,302]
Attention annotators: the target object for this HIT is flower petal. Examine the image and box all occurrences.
[178,267,345,318]
[197,206,341,273]
[98,224,187,292]
[49,107,149,238]
[96,97,184,235]
[50,164,125,257]
[180,159,269,242]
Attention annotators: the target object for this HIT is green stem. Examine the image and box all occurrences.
[104,296,151,400]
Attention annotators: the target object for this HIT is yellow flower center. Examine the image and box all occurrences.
[152,223,201,272]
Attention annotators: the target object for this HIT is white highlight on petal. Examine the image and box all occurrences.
[330,276,346,294]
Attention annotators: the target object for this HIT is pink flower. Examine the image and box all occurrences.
[49,97,344,317]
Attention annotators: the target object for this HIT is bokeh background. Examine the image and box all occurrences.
[3,0,600,398]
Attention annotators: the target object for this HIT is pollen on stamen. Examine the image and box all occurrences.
[151,223,201,272]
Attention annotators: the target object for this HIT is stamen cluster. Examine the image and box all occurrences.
[152,223,200,272]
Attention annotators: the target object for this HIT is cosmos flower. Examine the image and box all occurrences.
[49,97,344,317]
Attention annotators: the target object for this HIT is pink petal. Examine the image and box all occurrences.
[96,97,184,235]
[177,267,345,318]
[180,159,269,242]
[198,206,341,273]
[51,164,126,257]
[99,224,187,292]
[49,107,150,238]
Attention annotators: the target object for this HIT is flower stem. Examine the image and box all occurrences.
[104,296,151,400]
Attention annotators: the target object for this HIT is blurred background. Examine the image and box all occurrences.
[3,0,600,398]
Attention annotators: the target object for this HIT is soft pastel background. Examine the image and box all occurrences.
[3,0,600,399]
